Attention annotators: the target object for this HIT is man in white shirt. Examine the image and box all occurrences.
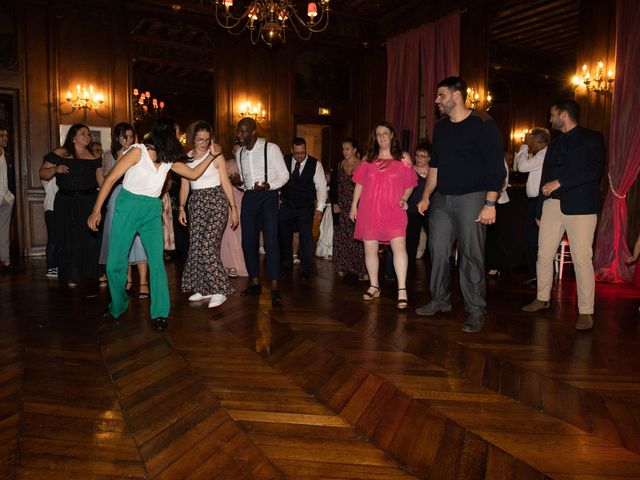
[0,126,15,268]
[515,127,550,286]
[232,117,289,306]
[279,137,327,280]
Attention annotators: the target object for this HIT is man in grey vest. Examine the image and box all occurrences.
[279,137,327,280]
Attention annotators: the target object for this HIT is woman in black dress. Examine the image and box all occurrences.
[40,124,104,287]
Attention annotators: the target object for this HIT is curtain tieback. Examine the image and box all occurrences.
[608,172,627,199]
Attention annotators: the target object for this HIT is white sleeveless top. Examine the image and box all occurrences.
[188,151,220,190]
[122,144,173,197]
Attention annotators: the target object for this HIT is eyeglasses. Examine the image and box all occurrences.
[194,137,210,143]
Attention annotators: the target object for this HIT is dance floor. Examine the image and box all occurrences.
[2,257,640,479]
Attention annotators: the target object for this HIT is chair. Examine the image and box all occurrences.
[554,236,572,279]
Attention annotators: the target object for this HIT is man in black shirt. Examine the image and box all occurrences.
[416,76,505,333]
[522,99,604,330]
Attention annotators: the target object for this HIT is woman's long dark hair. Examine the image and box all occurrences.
[61,123,89,159]
[342,137,360,158]
[366,121,403,163]
[146,117,187,163]
[111,122,134,159]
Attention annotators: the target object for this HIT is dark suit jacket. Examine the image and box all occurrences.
[536,125,604,219]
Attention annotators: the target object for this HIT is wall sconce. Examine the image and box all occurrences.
[464,88,493,110]
[485,91,493,111]
[465,87,481,109]
[510,128,530,143]
[65,83,104,112]
[572,61,614,94]
[239,101,267,121]
[318,107,331,116]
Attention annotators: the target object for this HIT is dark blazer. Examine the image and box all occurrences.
[536,125,604,219]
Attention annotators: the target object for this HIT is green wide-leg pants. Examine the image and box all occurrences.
[106,188,170,319]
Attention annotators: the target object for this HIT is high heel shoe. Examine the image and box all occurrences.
[139,283,149,299]
[363,285,381,301]
[397,288,408,310]
[125,281,133,295]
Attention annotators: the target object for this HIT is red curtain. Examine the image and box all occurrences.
[594,0,640,283]
[385,14,460,149]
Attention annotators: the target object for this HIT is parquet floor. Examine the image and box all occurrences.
[2,257,640,479]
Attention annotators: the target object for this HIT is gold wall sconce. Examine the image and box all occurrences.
[239,101,267,121]
[465,87,493,110]
[65,83,104,113]
[572,61,615,94]
[510,128,530,143]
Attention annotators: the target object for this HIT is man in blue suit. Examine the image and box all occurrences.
[522,99,605,331]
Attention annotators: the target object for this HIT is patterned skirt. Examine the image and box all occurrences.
[181,186,235,296]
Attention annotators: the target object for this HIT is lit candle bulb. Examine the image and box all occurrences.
[152,98,158,107]
[607,70,614,78]
[66,91,72,101]
[159,101,165,108]
[145,91,151,98]
[133,88,139,96]
[224,0,233,12]
[307,2,318,19]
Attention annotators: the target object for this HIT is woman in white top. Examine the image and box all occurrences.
[178,121,239,308]
[88,118,222,331]
[98,122,150,297]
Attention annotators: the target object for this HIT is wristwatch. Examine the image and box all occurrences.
[484,200,497,207]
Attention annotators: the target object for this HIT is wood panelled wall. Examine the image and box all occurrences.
[7,0,381,256]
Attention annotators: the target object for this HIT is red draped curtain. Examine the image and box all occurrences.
[594,0,640,283]
[385,13,460,150]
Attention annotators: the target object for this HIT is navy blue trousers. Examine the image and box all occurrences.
[279,203,314,275]
[241,190,280,281]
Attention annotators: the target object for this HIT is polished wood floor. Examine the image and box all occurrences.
[2,257,640,479]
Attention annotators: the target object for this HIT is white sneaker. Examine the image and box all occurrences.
[189,292,212,302]
[208,294,227,308]
[46,267,58,278]
[259,246,266,255]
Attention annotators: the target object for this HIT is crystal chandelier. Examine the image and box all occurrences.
[132,88,165,123]
[214,0,331,47]
[66,84,104,112]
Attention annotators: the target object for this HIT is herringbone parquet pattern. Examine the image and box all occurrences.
[2,259,640,479]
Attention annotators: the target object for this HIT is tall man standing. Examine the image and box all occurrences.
[522,99,604,331]
[0,126,15,269]
[279,137,327,280]
[515,127,550,287]
[416,77,505,333]
[232,117,289,306]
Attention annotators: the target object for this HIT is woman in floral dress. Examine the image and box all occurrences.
[179,121,239,308]
[331,138,367,280]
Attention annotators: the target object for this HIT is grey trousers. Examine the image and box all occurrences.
[0,200,12,264]
[428,191,487,314]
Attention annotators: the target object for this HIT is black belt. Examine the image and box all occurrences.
[58,188,97,196]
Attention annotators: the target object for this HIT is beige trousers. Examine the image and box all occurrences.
[536,199,597,314]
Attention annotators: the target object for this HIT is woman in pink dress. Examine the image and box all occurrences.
[350,121,417,309]
[220,142,248,277]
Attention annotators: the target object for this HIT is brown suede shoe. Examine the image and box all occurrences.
[575,314,593,331]
[521,299,550,312]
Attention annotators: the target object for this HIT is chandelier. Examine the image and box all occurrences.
[214,0,331,47]
[239,100,268,121]
[572,61,614,94]
[132,88,165,123]
[464,87,492,111]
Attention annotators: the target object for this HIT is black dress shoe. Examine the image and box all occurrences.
[241,284,262,296]
[271,289,283,307]
[152,317,168,331]
[300,271,309,281]
[101,308,114,319]
[280,265,292,274]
